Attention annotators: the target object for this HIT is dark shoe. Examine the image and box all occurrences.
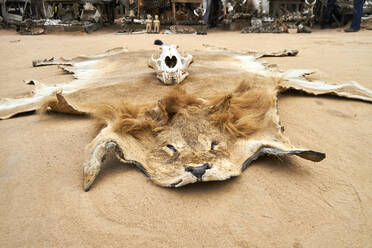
[344,27,359,32]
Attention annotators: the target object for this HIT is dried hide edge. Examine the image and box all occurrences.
[40,93,87,116]
[278,80,372,102]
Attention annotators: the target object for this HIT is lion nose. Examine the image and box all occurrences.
[185,163,211,179]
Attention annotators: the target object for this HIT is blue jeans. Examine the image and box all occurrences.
[350,0,365,30]
[203,0,212,24]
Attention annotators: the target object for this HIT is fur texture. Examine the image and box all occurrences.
[209,81,276,138]
[80,79,325,189]
[91,82,273,140]
[157,86,204,122]
[1,47,371,190]
[93,102,153,139]
[91,87,204,139]
[33,75,329,190]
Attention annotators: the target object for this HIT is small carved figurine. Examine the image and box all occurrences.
[146,14,152,33]
[153,15,160,33]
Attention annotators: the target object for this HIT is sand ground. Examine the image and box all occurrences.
[0,28,371,247]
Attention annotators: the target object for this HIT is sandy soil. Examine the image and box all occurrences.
[0,28,371,248]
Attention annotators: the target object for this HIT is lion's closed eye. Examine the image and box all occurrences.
[161,144,179,158]
[166,144,178,153]
[164,144,179,159]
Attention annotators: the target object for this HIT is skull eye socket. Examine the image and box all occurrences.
[165,56,177,68]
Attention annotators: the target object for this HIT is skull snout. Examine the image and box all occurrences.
[185,163,211,179]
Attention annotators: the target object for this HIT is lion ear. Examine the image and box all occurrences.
[145,101,169,125]
[208,85,274,138]
[208,94,232,113]
[146,87,204,126]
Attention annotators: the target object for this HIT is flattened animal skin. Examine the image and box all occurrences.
[81,82,327,190]
[0,45,371,191]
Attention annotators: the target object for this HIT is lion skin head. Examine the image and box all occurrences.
[92,81,277,187]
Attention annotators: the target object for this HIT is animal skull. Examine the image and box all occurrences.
[193,7,206,17]
[305,0,316,17]
[148,40,193,85]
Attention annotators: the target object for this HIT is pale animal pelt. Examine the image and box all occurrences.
[1,46,371,120]
[69,80,328,190]
[0,46,371,191]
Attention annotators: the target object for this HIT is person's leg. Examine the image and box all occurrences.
[208,0,220,27]
[203,0,212,24]
[322,0,337,27]
[208,0,216,27]
[350,0,365,30]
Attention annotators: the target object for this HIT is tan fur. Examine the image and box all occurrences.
[93,87,205,136]
[80,77,327,189]
[92,81,275,141]
[1,47,370,190]
[2,48,371,121]
[208,81,276,138]
[93,102,154,139]
[158,86,204,122]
